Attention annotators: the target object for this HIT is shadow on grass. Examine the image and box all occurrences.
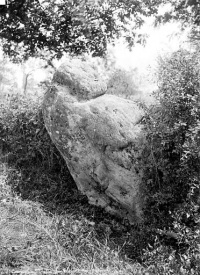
[5,152,152,263]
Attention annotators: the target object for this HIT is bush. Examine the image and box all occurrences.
[133,48,200,275]
[0,94,51,167]
[141,49,200,224]
[0,93,75,203]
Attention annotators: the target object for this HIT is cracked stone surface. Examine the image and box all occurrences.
[42,58,145,223]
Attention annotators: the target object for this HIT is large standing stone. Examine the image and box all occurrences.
[42,58,145,223]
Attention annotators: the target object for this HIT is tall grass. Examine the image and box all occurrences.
[0,162,146,275]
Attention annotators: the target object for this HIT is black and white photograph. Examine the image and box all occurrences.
[0,1,200,274]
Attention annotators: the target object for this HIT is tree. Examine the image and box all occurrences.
[155,1,200,37]
[0,0,161,61]
[155,1,199,25]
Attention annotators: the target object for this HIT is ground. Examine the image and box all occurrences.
[0,157,149,275]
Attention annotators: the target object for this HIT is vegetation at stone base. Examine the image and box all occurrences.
[0,93,158,274]
[0,148,198,275]
[1,49,200,273]
[0,84,148,274]
[0,171,145,275]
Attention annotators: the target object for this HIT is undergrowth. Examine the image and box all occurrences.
[0,49,200,274]
[0,93,149,274]
[140,49,200,273]
[0,163,148,274]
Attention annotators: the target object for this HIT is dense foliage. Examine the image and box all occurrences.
[139,49,200,272]
[1,48,200,273]
[156,0,200,26]
[1,1,200,61]
[155,0,200,43]
[0,94,75,204]
[1,1,200,274]
[142,49,200,223]
[0,0,161,61]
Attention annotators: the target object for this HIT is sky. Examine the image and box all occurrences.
[112,21,191,73]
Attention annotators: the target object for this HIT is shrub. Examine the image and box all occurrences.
[0,93,75,203]
[141,49,200,225]
[0,94,50,167]
[136,48,200,275]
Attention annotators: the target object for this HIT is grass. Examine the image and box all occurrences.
[0,92,152,274]
[0,110,200,275]
[2,161,199,275]
[0,161,148,275]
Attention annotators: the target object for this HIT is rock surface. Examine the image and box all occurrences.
[43,58,145,223]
